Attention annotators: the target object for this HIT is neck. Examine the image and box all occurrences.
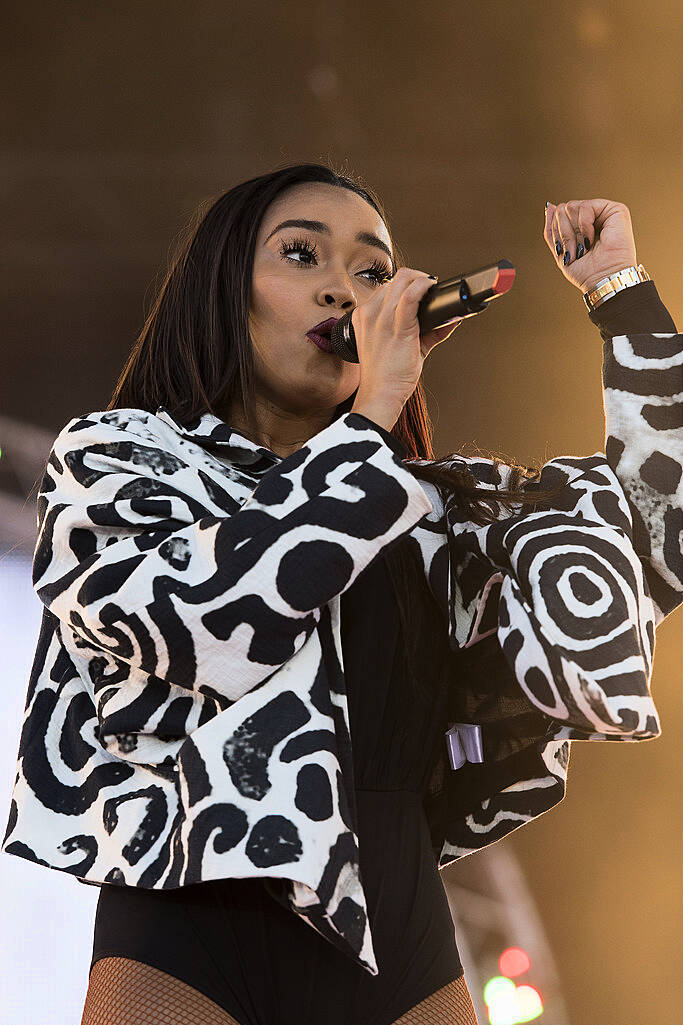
[219,396,338,460]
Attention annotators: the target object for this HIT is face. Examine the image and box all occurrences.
[248,181,395,420]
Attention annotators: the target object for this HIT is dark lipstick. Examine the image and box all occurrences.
[306,317,340,354]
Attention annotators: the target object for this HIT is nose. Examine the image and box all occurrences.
[323,292,354,309]
[319,278,356,310]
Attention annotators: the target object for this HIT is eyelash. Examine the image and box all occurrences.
[277,236,393,286]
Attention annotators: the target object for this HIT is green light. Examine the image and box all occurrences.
[485,973,545,1025]
[484,975,516,1005]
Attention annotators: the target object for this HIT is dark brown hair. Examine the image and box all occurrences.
[107,161,568,678]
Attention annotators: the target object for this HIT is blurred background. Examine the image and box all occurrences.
[1,2,680,1023]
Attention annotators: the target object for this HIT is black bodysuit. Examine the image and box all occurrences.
[89,537,464,1025]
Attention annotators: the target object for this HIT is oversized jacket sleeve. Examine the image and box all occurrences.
[421,285,681,744]
[32,410,433,726]
[591,282,682,626]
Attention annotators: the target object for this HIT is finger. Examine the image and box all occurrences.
[379,266,433,314]
[354,266,407,323]
[575,201,593,257]
[544,201,565,258]
[393,273,438,325]
[567,200,587,260]
[420,318,463,357]
[436,316,464,333]
[352,267,425,332]
[553,202,577,266]
[425,318,464,345]
[543,202,556,250]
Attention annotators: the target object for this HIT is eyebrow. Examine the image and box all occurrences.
[264,219,394,268]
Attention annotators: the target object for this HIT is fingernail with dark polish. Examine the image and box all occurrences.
[583,237,590,250]
[555,241,563,256]
[563,250,571,265]
[576,243,584,258]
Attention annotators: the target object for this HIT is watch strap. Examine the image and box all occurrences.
[583,264,651,313]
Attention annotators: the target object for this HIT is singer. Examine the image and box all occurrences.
[3,163,680,1025]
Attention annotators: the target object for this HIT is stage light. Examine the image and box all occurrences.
[515,985,544,1020]
[484,975,516,1006]
[488,996,520,1025]
[485,972,545,1025]
[499,946,531,978]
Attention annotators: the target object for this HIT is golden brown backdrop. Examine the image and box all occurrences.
[2,2,681,1022]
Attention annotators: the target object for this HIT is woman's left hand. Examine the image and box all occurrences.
[543,199,638,294]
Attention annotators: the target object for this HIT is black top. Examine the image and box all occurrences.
[586,278,677,342]
[90,281,676,1025]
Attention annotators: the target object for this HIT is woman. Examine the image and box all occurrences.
[3,164,679,1025]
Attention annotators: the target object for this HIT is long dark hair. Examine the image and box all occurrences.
[106,162,568,684]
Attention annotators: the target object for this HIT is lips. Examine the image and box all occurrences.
[307,317,340,339]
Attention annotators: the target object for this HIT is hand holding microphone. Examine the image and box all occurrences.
[346,259,516,432]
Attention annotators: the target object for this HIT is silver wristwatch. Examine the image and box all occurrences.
[583,263,651,313]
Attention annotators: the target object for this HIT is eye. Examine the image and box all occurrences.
[278,236,392,286]
[278,237,319,267]
[363,257,393,286]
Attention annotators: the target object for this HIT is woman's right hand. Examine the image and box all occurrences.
[349,266,463,417]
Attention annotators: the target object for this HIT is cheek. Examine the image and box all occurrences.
[250,269,361,393]
[250,270,299,330]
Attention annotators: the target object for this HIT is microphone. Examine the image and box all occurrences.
[329,258,516,363]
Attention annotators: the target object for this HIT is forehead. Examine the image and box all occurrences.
[261,182,391,246]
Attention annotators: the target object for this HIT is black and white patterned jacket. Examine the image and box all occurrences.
[3,285,681,976]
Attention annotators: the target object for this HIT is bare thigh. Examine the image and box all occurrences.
[80,955,244,1025]
[390,973,479,1025]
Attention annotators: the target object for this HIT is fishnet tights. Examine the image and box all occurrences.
[81,956,479,1024]
[81,957,240,1024]
[391,974,478,1024]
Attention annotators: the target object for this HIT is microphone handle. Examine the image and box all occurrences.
[328,258,516,363]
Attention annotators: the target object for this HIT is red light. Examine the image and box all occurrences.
[499,947,531,978]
